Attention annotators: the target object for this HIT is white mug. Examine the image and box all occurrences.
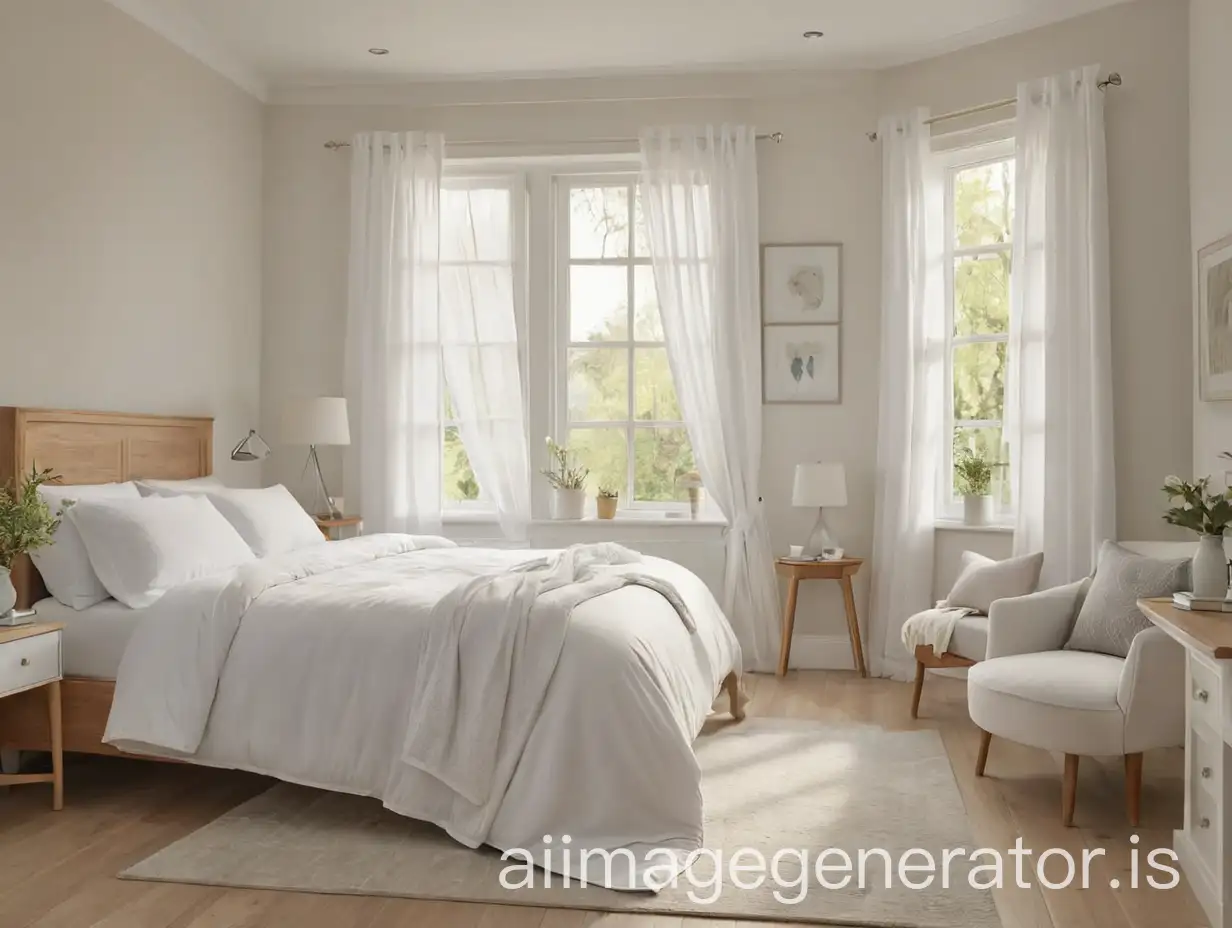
[789,545,804,557]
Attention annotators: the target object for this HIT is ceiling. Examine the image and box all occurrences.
[112,0,1136,98]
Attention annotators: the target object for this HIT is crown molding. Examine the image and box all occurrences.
[102,0,267,101]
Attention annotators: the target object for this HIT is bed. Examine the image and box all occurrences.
[0,407,745,888]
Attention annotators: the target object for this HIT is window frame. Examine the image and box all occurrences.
[936,138,1016,523]
[553,171,691,514]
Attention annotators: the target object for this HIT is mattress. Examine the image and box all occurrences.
[32,597,142,679]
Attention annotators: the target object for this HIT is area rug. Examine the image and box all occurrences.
[121,720,1001,927]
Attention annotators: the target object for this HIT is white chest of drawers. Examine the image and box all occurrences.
[0,622,64,810]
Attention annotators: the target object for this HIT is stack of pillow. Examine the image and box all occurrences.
[31,478,325,610]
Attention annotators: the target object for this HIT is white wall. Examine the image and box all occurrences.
[1190,0,1232,477]
[0,0,264,484]
[880,0,1193,543]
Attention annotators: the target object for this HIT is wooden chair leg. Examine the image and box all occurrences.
[910,661,926,719]
[1062,754,1080,827]
[975,729,992,777]
[1124,752,1143,827]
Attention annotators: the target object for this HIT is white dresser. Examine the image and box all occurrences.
[1140,598,1231,927]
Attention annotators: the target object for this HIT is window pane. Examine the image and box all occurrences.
[441,186,510,262]
[569,266,628,342]
[443,426,480,502]
[954,160,1014,248]
[568,347,628,421]
[634,348,681,420]
[954,253,1011,337]
[952,341,1006,422]
[633,187,652,258]
[633,266,663,340]
[568,427,627,497]
[633,428,695,502]
[570,186,629,259]
[952,425,1010,506]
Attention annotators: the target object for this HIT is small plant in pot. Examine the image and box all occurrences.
[595,485,619,520]
[0,465,69,619]
[954,444,1003,526]
[542,437,589,521]
[1162,475,1232,599]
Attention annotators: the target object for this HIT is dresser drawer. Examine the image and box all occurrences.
[1190,725,1222,802]
[1188,652,1221,735]
[0,631,62,698]
[1190,781,1222,872]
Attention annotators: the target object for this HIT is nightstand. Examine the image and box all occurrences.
[315,515,363,540]
[775,557,866,679]
[0,622,64,809]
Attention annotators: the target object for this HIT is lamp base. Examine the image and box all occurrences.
[302,444,341,519]
[802,508,841,559]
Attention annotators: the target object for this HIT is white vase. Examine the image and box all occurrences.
[0,567,16,615]
[1191,534,1229,599]
[963,495,995,526]
[549,488,586,521]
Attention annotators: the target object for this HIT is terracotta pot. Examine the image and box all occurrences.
[596,496,618,520]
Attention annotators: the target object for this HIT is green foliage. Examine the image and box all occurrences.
[443,426,479,502]
[542,437,589,491]
[597,485,619,499]
[0,465,68,570]
[954,443,1003,497]
[1162,475,1232,536]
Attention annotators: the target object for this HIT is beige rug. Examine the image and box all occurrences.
[121,720,1001,927]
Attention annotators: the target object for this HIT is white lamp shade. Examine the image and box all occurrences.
[281,397,351,446]
[792,462,847,508]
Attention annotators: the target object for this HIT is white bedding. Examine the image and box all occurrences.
[104,535,740,889]
[34,597,143,679]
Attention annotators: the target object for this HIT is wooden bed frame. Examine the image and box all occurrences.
[0,407,213,757]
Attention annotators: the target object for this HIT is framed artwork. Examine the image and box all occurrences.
[762,324,840,404]
[762,244,842,324]
[1199,233,1232,401]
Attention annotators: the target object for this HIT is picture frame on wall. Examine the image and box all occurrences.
[1199,233,1232,401]
[761,243,842,324]
[762,323,841,404]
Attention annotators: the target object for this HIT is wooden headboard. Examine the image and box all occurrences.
[0,407,214,609]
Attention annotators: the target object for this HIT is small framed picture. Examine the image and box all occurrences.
[763,324,840,404]
[1199,232,1232,401]
[762,244,842,324]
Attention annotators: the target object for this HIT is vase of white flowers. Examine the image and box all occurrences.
[542,437,588,521]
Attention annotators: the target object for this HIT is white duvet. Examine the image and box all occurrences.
[104,535,741,888]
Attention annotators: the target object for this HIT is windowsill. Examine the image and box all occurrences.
[934,519,1014,535]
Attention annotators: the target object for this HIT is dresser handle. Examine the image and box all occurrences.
[1202,767,1213,779]
[1196,689,1210,703]
[19,657,29,667]
[1200,817,1212,829]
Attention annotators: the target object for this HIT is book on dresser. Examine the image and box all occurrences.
[1172,591,1232,612]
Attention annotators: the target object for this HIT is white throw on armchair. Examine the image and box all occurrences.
[968,542,1191,828]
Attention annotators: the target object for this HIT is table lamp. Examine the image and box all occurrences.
[793,462,847,558]
[281,397,350,518]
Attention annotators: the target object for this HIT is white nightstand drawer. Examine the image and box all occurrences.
[1190,782,1221,872]
[1189,652,1221,734]
[0,630,61,698]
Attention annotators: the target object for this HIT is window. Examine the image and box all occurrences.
[940,141,1015,518]
[556,176,695,510]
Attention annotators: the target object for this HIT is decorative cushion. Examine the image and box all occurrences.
[944,550,1044,614]
[1064,540,1190,658]
[199,485,325,558]
[135,475,224,496]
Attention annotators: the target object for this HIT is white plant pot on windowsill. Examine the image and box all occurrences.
[963,495,995,527]
[549,488,586,521]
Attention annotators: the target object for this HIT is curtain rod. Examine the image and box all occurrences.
[866,72,1122,142]
[323,131,783,150]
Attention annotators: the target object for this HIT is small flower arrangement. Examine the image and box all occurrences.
[1161,475,1232,536]
[541,437,588,491]
[0,465,69,571]
[953,444,1002,497]
[596,485,619,500]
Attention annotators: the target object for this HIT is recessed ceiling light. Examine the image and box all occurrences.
[802,31,824,39]
[368,47,390,55]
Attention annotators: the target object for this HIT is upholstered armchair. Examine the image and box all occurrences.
[967,569,1187,827]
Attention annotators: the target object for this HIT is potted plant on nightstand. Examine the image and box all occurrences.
[0,465,69,620]
[1162,475,1232,599]
[954,444,1002,527]
[596,485,619,520]
[543,437,589,521]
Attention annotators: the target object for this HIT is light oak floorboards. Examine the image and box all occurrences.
[0,672,1205,928]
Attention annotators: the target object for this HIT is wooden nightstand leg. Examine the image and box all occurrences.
[47,680,63,811]
[840,575,868,678]
[777,577,800,677]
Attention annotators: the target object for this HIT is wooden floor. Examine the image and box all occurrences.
[0,671,1210,928]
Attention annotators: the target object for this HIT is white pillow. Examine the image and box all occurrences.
[30,482,142,610]
[944,550,1044,615]
[199,485,325,558]
[135,475,224,497]
[68,495,255,608]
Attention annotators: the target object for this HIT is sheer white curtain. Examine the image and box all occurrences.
[440,186,532,540]
[344,131,444,535]
[1007,65,1114,586]
[639,125,778,672]
[868,110,945,680]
